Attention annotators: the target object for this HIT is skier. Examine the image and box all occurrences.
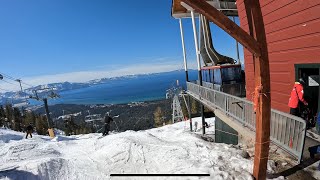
[204,121,209,128]
[288,78,308,117]
[25,123,33,139]
[102,113,113,136]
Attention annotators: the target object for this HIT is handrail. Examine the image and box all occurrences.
[186,82,306,163]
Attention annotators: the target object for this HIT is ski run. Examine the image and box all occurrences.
[1,117,283,180]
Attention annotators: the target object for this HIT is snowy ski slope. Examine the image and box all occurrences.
[0,117,279,180]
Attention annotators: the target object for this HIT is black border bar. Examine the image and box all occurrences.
[110,174,210,177]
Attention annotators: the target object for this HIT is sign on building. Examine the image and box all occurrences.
[308,76,319,87]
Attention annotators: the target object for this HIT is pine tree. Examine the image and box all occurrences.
[64,116,79,135]
[13,107,22,131]
[191,98,199,116]
[154,107,164,127]
[24,111,36,126]
[36,115,49,135]
[5,104,13,128]
[64,119,71,136]
[0,106,5,127]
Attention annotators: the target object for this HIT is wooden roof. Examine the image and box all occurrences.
[171,0,238,19]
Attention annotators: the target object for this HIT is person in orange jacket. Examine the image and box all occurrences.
[288,78,308,116]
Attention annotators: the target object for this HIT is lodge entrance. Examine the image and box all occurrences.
[295,64,320,131]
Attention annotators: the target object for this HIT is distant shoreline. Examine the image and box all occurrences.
[34,98,173,132]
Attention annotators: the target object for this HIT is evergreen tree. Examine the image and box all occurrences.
[64,116,79,135]
[23,111,36,132]
[24,111,36,125]
[0,106,5,127]
[13,107,22,131]
[35,115,49,135]
[191,98,199,116]
[5,104,13,128]
[154,107,164,127]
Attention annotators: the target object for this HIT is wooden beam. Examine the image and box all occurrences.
[172,0,188,16]
[181,0,261,56]
[244,0,271,179]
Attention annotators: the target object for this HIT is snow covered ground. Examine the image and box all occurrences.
[1,117,278,180]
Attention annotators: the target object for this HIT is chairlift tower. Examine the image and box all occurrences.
[29,87,60,138]
[172,94,184,124]
[168,80,184,124]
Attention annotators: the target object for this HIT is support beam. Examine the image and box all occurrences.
[181,0,261,56]
[188,96,192,132]
[191,10,206,135]
[232,17,241,64]
[179,18,189,82]
[201,104,205,135]
[43,98,55,138]
[43,98,52,129]
[243,0,271,179]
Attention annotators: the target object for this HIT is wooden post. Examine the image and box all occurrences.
[244,0,271,179]
[43,98,55,138]
[180,0,271,179]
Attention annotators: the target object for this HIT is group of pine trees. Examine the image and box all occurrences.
[0,104,49,135]
[0,104,91,136]
[153,106,165,127]
[63,116,91,136]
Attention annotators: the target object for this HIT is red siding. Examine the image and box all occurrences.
[236,0,320,113]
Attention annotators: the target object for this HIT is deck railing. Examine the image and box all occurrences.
[187,82,306,163]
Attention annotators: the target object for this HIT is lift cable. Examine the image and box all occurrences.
[0,72,35,88]
[0,87,11,92]
[1,79,19,86]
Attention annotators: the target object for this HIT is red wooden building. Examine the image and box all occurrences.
[237,0,320,115]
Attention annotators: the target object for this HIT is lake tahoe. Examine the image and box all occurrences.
[27,70,198,105]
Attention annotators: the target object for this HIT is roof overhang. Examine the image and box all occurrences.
[171,0,238,19]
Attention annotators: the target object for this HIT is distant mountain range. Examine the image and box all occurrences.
[0,70,197,105]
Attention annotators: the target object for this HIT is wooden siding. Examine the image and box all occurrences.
[236,0,320,112]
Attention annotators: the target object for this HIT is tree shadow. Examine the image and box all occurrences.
[0,167,39,180]
[0,134,23,143]
[267,158,319,179]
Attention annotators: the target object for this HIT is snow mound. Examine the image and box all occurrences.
[0,117,276,180]
[0,129,24,143]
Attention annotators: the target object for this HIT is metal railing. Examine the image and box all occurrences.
[197,80,246,97]
[187,82,306,163]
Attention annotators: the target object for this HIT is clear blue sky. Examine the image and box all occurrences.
[0,0,243,86]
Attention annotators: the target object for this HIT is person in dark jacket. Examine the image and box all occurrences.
[26,123,33,139]
[102,113,113,136]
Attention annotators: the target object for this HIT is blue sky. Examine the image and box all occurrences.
[0,0,243,90]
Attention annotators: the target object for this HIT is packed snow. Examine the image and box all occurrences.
[0,117,278,180]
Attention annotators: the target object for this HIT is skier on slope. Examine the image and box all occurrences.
[102,112,113,136]
[25,123,34,139]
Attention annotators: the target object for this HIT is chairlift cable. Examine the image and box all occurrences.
[0,87,10,91]
[1,79,19,86]
[0,72,16,81]
[21,81,34,88]
[0,72,35,88]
